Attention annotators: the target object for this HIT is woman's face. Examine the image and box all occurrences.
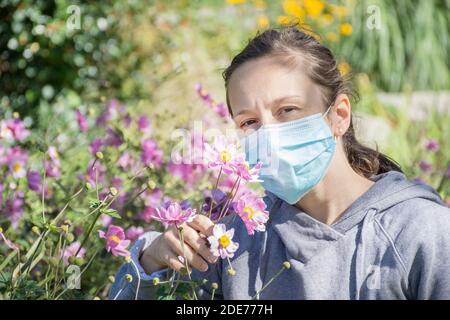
[227,55,329,134]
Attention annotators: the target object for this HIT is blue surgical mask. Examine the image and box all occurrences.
[241,107,336,204]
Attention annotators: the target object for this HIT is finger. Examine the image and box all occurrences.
[164,230,209,272]
[162,248,185,272]
[182,225,218,264]
[187,215,215,237]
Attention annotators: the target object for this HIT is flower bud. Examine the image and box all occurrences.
[109,187,118,196]
[65,233,75,242]
[49,257,60,267]
[147,180,156,190]
[227,268,236,276]
[93,296,101,300]
[0,227,3,233]
[20,255,28,263]
[68,256,77,265]
[283,261,291,270]
[85,182,92,190]
[13,112,20,119]
[125,256,131,263]
[74,257,85,266]
[63,219,72,226]
[125,274,133,283]
[152,277,159,286]
[108,276,115,283]
[211,282,219,290]
[31,226,40,235]
[60,224,69,234]
[95,151,104,160]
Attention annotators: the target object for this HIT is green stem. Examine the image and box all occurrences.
[177,226,198,300]
[251,265,287,300]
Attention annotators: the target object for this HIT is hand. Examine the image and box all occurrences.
[140,215,219,274]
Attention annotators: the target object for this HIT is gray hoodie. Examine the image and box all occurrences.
[110,171,450,300]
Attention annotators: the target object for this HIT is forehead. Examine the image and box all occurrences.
[227,55,322,112]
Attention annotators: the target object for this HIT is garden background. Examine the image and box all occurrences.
[0,0,449,299]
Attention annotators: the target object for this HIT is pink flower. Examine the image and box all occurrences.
[0,118,29,142]
[7,147,28,179]
[98,225,131,257]
[419,160,433,173]
[126,226,144,241]
[207,224,239,259]
[234,191,269,235]
[117,152,136,170]
[75,110,88,132]
[4,192,25,228]
[101,214,113,227]
[89,138,104,156]
[0,227,18,251]
[204,136,239,174]
[96,99,126,126]
[138,206,158,223]
[234,158,262,182]
[27,170,42,192]
[214,102,229,118]
[151,202,197,228]
[137,115,152,134]
[195,83,214,105]
[105,128,123,147]
[167,162,205,187]
[140,188,162,207]
[424,139,440,152]
[195,84,229,120]
[45,146,61,178]
[141,139,163,168]
[85,160,106,187]
[62,241,86,265]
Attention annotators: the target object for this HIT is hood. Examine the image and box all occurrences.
[266,170,445,264]
[330,170,445,233]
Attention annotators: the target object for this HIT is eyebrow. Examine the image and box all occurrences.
[233,95,305,117]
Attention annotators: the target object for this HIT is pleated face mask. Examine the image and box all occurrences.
[240,106,336,204]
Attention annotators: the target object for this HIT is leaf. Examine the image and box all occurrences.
[101,208,121,219]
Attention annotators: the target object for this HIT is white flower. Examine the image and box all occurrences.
[207,223,239,259]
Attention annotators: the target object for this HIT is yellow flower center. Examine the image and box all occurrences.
[13,162,21,172]
[219,234,231,248]
[243,206,255,220]
[220,150,232,163]
[109,235,121,244]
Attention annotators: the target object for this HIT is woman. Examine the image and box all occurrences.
[110,26,450,299]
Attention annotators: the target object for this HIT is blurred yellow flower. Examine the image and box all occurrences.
[252,0,267,10]
[257,15,270,28]
[338,62,351,76]
[329,4,348,18]
[326,31,337,42]
[304,0,324,17]
[339,23,352,36]
[226,0,246,5]
[277,15,293,25]
[283,0,305,19]
[321,13,334,25]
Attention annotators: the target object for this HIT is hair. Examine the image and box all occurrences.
[222,25,402,178]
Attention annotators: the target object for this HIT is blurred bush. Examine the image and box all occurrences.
[0,0,160,123]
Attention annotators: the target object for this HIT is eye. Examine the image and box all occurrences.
[240,119,258,129]
[278,106,298,115]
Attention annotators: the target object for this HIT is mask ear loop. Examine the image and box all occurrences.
[322,105,337,142]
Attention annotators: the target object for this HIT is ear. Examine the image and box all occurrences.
[329,94,351,138]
